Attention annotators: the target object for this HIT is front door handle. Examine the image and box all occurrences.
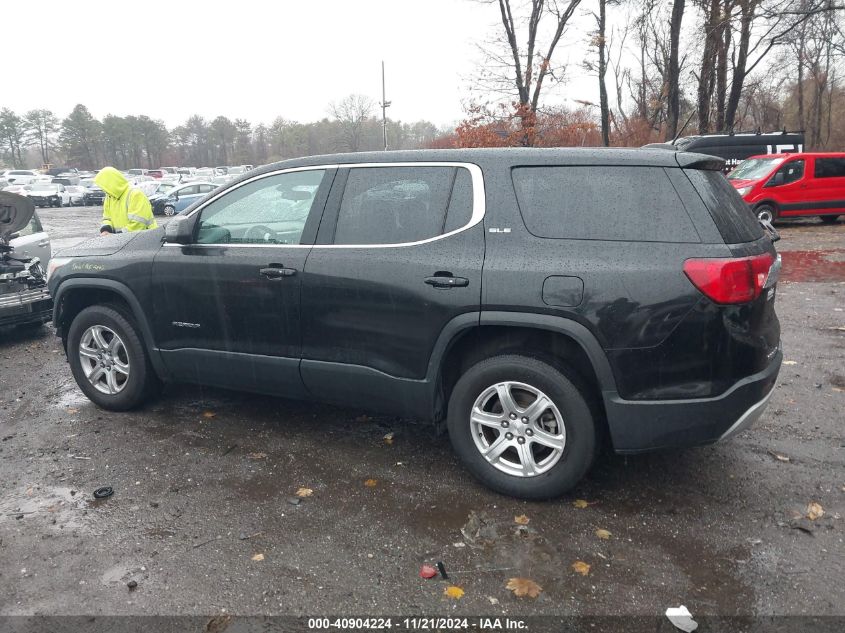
[37,240,50,247]
[260,266,297,279]
[425,274,469,289]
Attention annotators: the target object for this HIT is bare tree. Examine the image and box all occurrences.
[585,0,622,145]
[665,0,687,139]
[329,94,375,152]
[474,0,582,142]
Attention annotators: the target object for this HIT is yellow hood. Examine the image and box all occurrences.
[94,167,129,199]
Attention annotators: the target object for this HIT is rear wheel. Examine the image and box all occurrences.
[755,203,777,223]
[447,354,597,499]
[820,215,840,224]
[67,305,160,411]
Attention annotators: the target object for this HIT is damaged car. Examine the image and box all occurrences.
[0,192,52,328]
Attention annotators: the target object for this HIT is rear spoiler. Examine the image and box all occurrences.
[675,153,725,171]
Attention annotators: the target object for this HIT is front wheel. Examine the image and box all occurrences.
[66,305,160,410]
[163,205,176,216]
[820,215,840,224]
[755,204,777,223]
[446,354,597,499]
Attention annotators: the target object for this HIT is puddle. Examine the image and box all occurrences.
[100,563,145,586]
[780,249,845,282]
[0,485,88,530]
[53,381,89,409]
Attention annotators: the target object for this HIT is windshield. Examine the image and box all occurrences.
[728,157,785,181]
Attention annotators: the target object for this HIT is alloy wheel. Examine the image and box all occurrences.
[78,325,131,395]
[470,381,566,477]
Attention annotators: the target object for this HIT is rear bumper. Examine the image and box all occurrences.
[604,346,782,453]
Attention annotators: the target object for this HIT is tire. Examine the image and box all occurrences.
[755,203,777,223]
[163,205,176,216]
[446,354,597,499]
[66,305,160,411]
[820,215,840,224]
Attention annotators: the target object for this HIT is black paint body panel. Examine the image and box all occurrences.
[48,148,782,453]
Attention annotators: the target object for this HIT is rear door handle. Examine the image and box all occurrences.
[425,275,469,288]
[260,266,297,279]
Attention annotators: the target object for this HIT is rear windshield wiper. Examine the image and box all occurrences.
[759,219,780,243]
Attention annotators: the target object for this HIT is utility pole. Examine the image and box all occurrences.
[379,60,391,151]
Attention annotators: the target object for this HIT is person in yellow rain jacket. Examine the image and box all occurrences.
[94,166,158,236]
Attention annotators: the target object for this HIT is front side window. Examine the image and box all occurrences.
[814,157,845,178]
[196,169,326,245]
[333,166,470,245]
[177,185,199,197]
[766,159,804,187]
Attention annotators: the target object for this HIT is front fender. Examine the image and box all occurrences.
[52,278,168,379]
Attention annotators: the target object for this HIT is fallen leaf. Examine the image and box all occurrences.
[572,499,594,509]
[364,479,378,487]
[383,432,394,445]
[514,514,530,525]
[202,411,216,419]
[767,450,791,463]
[251,553,264,562]
[595,528,612,540]
[444,585,464,599]
[782,360,798,365]
[806,501,825,521]
[246,452,266,460]
[572,561,591,576]
[506,577,542,598]
[488,596,500,605]
[67,408,79,414]
[296,487,313,498]
[419,564,437,579]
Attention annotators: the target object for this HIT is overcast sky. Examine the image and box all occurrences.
[4,0,602,129]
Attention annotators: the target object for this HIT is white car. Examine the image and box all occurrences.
[137,180,176,198]
[1,169,39,185]
[28,183,71,207]
[65,185,87,206]
[10,209,51,269]
[2,184,33,196]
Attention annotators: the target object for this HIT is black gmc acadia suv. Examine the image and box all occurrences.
[47,149,782,499]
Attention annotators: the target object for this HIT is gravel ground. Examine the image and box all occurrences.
[1,207,843,626]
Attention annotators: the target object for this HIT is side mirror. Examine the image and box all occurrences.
[766,172,785,188]
[163,215,194,244]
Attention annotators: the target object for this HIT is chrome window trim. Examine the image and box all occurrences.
[163,162,485,249]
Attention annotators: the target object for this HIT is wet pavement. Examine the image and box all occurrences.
[0,208,843,619]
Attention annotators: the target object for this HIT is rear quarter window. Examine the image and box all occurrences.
[814,157,845,178]
[684,169,764,243]
[511,166,699,242]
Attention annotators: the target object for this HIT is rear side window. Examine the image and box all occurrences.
[685,169,764,243]
[334,166,470,245]
[814,158,845,178]
[511,166,699,242]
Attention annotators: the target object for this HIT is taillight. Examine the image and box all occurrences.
[683,254,774,304]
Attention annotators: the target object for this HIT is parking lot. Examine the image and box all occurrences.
[1,206,843,622]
